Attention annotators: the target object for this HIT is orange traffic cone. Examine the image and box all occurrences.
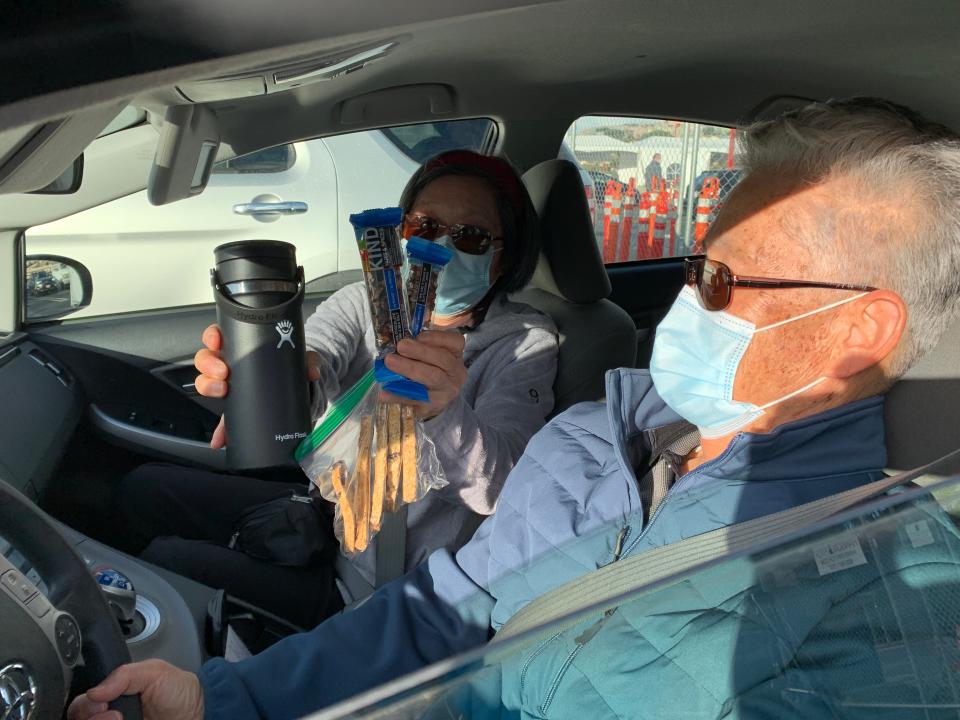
[602,180,615,259]
[607,184,622,262]
[619,178,637,262]
[651,189,669,257]
[694,177,721,252]
[637,191,651,259]
[647,176,663,251]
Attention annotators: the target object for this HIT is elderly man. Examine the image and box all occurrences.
[71,97,960,720]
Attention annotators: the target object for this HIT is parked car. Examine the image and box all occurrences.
[29,271,59,296]
[24,124,590,321]
[24,120,494,319]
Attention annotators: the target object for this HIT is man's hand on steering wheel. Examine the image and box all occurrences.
[67,660,202,720]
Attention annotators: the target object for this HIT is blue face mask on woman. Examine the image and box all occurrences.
[649,285,866,438]
[428,235,499,317]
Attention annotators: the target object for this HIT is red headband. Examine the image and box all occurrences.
[424,150,526,219]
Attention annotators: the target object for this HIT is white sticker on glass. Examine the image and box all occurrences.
[813,535,868,576]
[906,520,935,549]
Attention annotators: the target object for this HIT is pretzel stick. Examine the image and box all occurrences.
[401,406,418,503]
[386,403,402,512]
[371,404,388,532]
[354,415,374,552]
[328,462,354,554]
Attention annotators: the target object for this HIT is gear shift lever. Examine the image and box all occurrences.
[93,566,137,625]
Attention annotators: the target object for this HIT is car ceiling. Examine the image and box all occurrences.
[2,0,959,194]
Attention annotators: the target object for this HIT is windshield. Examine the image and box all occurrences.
[313,475,960,719]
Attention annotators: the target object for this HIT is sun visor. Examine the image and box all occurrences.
[0,101,125,194]
[148,105,221,206]
[336,84,456,126]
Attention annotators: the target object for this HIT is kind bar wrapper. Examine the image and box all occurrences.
[350,208,428,402]
[350,207,410,353]
[405,236,453,335]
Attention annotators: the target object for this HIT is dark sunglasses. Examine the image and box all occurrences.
[685,257,876,311]
[401,214,502,255]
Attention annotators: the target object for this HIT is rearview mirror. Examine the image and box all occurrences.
[24,255,93,322]
[28,155,84,195]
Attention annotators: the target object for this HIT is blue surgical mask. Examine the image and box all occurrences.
[649,285,866,438]
[431,235,498,317]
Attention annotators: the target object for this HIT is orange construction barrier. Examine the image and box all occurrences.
[618,178,637,261]
[694,176,721,252]
[651,190,669,257]
[602,180,614,257]
[602,181,622,263]
[647,176,663,250]
[637,191,652,259]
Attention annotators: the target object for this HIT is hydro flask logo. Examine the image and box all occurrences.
[275,320,295,349]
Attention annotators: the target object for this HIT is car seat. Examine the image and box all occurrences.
[335,161,637,606]
[884,316,960,480]
[515,159,637,414]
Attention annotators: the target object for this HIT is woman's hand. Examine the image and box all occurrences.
[382,330,467,420]
[194,323,322,448]
[67,660,202,720]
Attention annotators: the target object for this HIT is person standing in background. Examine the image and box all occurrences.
[644,152,663,190]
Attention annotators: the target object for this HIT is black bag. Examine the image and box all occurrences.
[230,493,335,567]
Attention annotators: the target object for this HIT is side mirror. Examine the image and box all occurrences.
[24,255,93,322]
[28,155,84,195]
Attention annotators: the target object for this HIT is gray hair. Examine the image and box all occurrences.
[739,97,960,378]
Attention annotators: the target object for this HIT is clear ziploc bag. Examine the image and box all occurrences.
[295,369,446,556]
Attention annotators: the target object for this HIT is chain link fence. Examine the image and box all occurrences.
[563,117,742,262]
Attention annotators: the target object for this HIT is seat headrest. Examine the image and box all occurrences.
[522,159,611,304]
[885,315,960,475]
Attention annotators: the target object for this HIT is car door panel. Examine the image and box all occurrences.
[28,296,328,467]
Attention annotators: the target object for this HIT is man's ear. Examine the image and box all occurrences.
[827,290,908,379]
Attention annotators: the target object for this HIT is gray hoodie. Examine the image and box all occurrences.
[305,281,558,586]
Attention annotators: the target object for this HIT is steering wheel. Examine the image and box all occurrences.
[0,480,142,720]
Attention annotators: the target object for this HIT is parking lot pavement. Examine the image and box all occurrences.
[27,288,72,318]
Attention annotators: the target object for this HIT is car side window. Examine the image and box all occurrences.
[563,117,742,264]
[23,119,498,322]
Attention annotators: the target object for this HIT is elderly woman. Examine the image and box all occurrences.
[115,150,559,627]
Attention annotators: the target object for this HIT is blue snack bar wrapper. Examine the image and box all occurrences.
[374,358,430,402]
[405,236,454,336]
[350,208,428,402]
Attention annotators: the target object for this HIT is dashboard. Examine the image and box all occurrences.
[0,338,81,500]
[0,334,210,671]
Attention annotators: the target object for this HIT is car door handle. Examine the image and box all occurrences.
[233,201,308,216]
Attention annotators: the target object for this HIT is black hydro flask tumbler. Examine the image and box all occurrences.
[211,240,311,471]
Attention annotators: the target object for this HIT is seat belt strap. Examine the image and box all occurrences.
[493,446,960,644]
[375,504,408,587]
